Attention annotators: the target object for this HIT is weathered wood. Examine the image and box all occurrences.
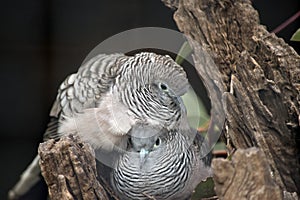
[38,135,109,200]
[212,148,282,200]
[162,0,300,197]
[38,0,300,199]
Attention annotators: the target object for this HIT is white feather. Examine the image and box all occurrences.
[58,90,133,151]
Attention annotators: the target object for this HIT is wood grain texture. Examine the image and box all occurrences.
[162,0,300,197]
[38,0,300,198]
[212,148,282,200]
[38,135,109,200]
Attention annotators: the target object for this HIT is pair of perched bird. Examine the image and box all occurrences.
[10,52,212,199]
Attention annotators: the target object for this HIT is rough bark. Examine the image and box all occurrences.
[38,0,300,199]
[38,135,109,200]
[212,148,283,200]
[162,0,300,198]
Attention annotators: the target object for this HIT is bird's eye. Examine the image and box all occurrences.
[153,138,161,148]
[159,83,168,91]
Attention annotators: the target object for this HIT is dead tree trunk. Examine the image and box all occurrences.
[162,0,300,199]
[38,0,300,199]
[39,135,109,200]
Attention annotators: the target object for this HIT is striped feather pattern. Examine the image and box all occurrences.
[112,129,212,200]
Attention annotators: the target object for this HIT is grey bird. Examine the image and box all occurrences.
[9,52,190,199]
[111,123,212,200]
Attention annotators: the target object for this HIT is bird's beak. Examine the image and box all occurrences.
[139,148,149,168]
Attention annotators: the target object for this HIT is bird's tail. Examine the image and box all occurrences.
[8,155,41,200]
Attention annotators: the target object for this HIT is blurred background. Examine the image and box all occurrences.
[0,0,299,199]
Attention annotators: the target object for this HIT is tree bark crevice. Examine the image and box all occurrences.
[38,0,300,199]
[38,135,109,200]
[162,0,300,196]
[212,148,283,200]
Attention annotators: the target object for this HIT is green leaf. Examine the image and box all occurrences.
[291,28,300,41]
[191,177,216,199]
[213,142,226,151]
[175,41,193,65]
[182,88,210,129]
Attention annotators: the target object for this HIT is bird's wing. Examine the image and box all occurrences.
[43,53,125,142]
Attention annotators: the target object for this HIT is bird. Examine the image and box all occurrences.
[111,123,212,200]
[9,52,190,199]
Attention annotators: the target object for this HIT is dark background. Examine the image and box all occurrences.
[0,0,299,199]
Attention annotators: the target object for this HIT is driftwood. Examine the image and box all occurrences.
[38,0,300,199]
[161,0,300,199]
[38,135,109,200]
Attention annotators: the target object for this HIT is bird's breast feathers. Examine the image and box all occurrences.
[58,90,134,150]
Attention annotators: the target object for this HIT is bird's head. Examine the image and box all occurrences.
[116,52,190,129]
[127,124,167,167]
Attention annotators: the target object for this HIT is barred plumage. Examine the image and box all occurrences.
[9,52,190,199]
[112,124,212,200]
[55,52,189,148]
